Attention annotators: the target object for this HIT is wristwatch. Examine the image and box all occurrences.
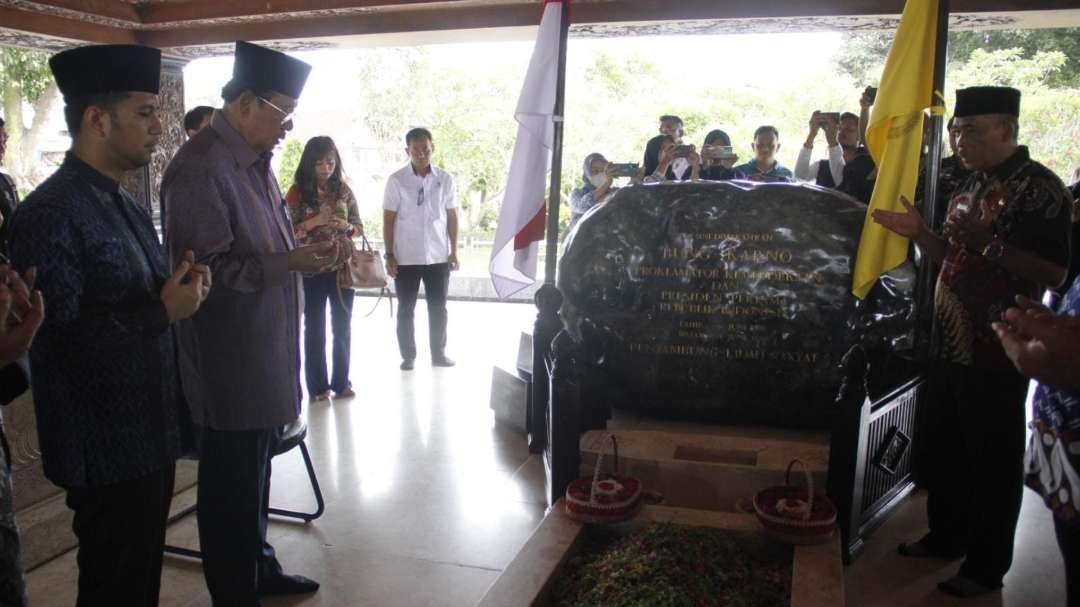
[981,237,1005,261]
[384,252,394,261]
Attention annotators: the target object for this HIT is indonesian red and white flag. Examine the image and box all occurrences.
[489,0,565,299]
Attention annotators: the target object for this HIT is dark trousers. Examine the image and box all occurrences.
[1056,518,1080,607]
[922,362,1029,587]
[303,271,354,394]
[394,263,449,362]
[197,427,282,606]
[64,464,176,607]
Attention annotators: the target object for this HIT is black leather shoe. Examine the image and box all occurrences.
[432,356,456,367]
[400,359,415,370]
[257,573,320,597]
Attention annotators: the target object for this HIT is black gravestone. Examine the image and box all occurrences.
[558,181,914,430]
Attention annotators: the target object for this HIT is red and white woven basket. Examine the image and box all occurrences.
[753,459,837,544]
[565,434,642,524]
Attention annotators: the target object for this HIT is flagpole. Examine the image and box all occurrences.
[914,0,949,360]
[544,2,570,285]
[529,1,570,453]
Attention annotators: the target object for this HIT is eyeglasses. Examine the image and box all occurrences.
[256,96,295,125]
[417,187,425,206]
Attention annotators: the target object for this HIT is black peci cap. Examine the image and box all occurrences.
[954,86,1021,118]
[49,45,161,101]
[227,41,311,100]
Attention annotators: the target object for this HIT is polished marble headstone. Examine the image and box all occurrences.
[558,181,914,429]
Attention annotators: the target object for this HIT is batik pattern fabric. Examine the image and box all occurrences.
[8,153,184,488]
[285,182,362,246]
[934,146,1071,371]
[916,154,972,230]
[1026,277,1080,529]
[0,431,26,607]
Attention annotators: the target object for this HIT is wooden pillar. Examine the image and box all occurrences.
[119,55,188,222]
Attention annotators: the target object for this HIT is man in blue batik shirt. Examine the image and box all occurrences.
[9,45,209,606]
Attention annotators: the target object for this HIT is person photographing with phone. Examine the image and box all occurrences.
[699,129,744,181]
[642,135,701,183]
[570,153,619,227]
[794,111,860,188]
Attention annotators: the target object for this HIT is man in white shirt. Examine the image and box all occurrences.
[794,111,860,188]
[383,127,459,370]
[658,114,691,180]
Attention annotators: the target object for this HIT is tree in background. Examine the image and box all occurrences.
[276,138,303,193]
[0,47,59,191]
[834,28,1080,87]
[354,47,518,237]
[834,28,1080,177]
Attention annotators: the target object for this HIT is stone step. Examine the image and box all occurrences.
[16,459,198,571]
[580,429,829,513]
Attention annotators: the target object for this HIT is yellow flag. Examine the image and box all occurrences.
[852,0,940,299]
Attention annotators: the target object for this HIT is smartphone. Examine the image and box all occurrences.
[707,145,737,160]
[818,112,841,125]
[610,162,639,178]
[672,144,694,158]
[865,86,878,105]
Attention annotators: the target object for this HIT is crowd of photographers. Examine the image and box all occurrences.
[571,87,892,225]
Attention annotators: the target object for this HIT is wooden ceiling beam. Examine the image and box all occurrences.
[139,4,538,48]
[137,0,443,24]
[0,6,137,45]
[22,0,141,23]
[137,0,1080,49]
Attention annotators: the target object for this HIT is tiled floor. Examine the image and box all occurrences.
[24,300,1067,606]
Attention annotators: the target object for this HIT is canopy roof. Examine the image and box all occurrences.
[1,0,1079,57]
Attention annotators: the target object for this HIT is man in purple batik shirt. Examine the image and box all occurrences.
[162,41,341,605]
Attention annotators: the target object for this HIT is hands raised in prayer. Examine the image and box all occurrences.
[0,264,44,366]
[872,196,927,239]
[162,250,212,322]
[993,294,1080,389]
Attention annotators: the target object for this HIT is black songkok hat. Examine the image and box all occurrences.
[954,86,1021,118]
[49,45,161,101]
[228,41,311,100]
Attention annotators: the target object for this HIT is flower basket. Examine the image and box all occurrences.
[565,434,642,524]
[753,459,837,544]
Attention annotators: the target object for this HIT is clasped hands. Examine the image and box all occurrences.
[161,250,212,323]
[993,295,1080,390]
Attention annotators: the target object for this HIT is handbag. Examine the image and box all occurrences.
[336,236,393,317]
[337,235,387,290]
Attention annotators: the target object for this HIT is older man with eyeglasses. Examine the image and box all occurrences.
[161,41,338,604]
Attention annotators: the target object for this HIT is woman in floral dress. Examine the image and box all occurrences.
[286,137,363,401]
